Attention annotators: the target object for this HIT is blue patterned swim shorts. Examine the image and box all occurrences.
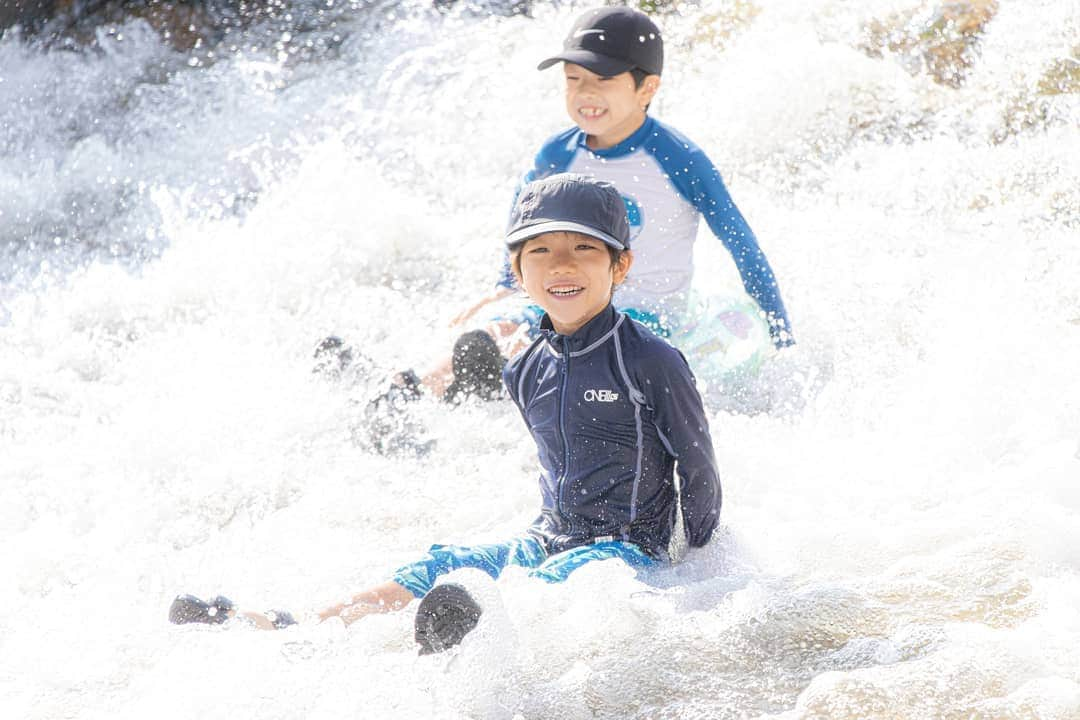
[392,535,656,598]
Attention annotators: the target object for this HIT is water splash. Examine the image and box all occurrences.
[1,1,1079,718]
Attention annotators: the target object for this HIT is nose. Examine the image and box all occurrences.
[548,247,577,273]
[574,75,600,96]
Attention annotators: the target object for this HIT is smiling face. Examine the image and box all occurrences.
[513,231,633,336]
[563,63,660,150]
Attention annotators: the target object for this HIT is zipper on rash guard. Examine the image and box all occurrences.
[556,336,573,539]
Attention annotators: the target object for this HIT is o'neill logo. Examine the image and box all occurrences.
[584,389,620,402]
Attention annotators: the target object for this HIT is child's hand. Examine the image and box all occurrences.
[449,303,482,327]
[449,288,514,327]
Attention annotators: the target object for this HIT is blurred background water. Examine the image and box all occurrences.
[1,1,1078,717]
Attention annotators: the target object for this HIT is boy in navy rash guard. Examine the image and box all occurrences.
[171,175,722,654]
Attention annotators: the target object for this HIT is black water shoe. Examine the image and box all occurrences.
[168,595,297,629]
[266,609,297,629]
[414,583,483,655]
[169,594,235,625]
[445,330,506,403]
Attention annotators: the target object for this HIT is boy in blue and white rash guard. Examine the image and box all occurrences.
[458,6,792,364]
[368,7,789,406]
[170,175,721,655]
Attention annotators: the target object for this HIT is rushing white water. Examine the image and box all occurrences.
[2,0,1079,717]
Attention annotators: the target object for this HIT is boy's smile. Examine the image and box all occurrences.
[515,231,632,336]
[563,63,659,150]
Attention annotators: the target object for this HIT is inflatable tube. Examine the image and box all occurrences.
[668,291,774,389]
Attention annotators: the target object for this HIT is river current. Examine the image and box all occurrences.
[1,1,1078,718]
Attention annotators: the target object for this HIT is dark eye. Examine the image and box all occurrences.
[576,243,599,251]
[528,246,549,254]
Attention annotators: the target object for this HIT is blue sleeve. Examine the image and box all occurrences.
[496,253,516,290]
[649,127,794,347]
[639,346,722,548]
[497,129,582,289]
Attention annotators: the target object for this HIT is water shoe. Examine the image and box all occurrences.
[414,583,483,655]
[168,594,235,625]
[444,330,505,403]
[169,594,297,629]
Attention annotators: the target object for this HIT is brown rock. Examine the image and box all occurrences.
[688,0,760,51]
[127,1,212,50]
[2,1,258,51]
[994,47,1080,144]
[1,0,59,31]
[1036,47,1080,96]
[860,1,1000,87]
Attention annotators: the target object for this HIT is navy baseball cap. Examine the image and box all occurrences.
[538,6,663,77]
[506,174,630,251]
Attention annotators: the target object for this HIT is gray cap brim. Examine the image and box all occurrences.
[505,220,626,250]
[537,51,635,77]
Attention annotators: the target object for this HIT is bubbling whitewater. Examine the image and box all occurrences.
[1,1,1079,718]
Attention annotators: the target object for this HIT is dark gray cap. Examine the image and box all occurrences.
[506,174,630,250]
[538,6,663,77]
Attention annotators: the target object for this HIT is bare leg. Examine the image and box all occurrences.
[489,320,533,360]
[205,581,415,630]
[316,580,416,626]
[238,610,281,630]
[419,357,454,398]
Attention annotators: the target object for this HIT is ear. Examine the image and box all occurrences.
[612,250,634,286]
[639,75,661,107]
[510,251,532,296]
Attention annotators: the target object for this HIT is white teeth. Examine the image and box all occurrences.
[579,108,604,118]
[549,286,583,296]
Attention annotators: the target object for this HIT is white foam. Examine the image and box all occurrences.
[1,1,1079,717]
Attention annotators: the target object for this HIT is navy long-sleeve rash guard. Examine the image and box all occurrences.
[503,304,722,558]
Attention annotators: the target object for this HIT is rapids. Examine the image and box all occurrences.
[1,1,1078,717]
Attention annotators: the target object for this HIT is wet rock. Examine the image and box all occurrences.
[76,1,219,50]
[1,0,281,50]
[634,0,676,14]
[994,46,1079,144]
[432,0,530,17]
[119,1,217,50]
[688,0,760,51]
[860,0,999,88]
[1,0,62,33]
[1,0,126,36]
[1036,48,1080,97]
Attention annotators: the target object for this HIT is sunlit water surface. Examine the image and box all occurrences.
[2,1,1079,718]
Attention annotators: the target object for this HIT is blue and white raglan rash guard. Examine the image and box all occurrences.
[500,115,793,347]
